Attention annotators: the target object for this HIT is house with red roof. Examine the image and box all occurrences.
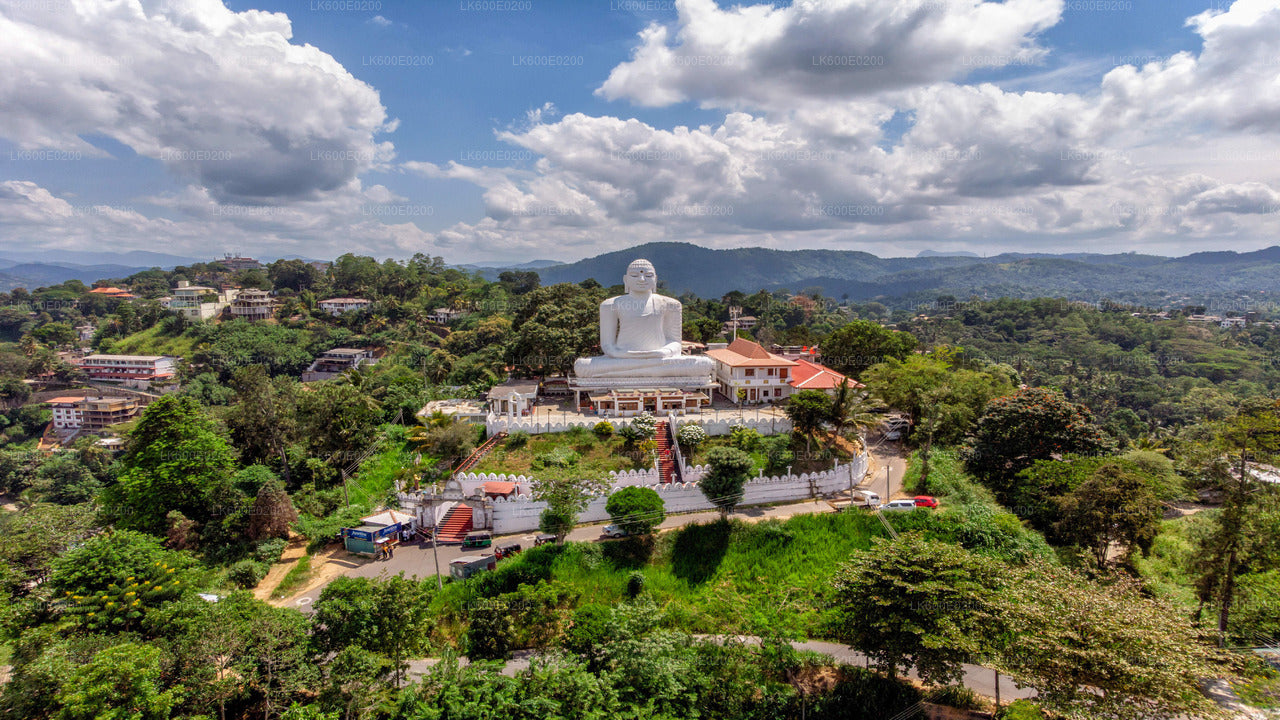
[788,358,862,396]
[705,338,797,404]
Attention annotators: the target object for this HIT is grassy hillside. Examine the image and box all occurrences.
[101,324,199,357]
[430,449,1051,644]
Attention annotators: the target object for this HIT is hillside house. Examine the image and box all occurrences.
[705,338,797,404]
[302,348,378,382]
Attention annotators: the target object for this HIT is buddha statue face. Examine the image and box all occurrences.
[623,259,657,294]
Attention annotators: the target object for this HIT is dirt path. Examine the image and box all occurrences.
[267,543,367,608]
[253,535,309,602]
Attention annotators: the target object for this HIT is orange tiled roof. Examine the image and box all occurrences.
[788,359,862,391]
[705,338,797,368]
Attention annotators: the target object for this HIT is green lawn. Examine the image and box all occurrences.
[468,428,652,480]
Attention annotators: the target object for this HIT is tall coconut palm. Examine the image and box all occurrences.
[827,379,878,453]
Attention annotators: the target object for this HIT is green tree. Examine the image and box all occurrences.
[105,395,238,533]
[829,535,1009,684]
[311,574,432,687]
[785,390,830,459]
[822,320,918,379]
[54,643,178,720]
[962,387,1106,499]
[507,283,606,377]
[49,530,193,633]
[30,453,101,505]
[1001,562,1224,720]
[226,366,299,484]
[1054,461,1162,567]
[605,486,665,536]
[532,474,609,542]
[700,447,752,519]
[1195,399,1280,645]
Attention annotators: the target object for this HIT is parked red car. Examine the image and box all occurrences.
[913,495,938,508]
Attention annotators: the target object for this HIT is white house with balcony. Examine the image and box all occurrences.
[705,338,798,404]
[318,297,372,316]
[170,281,237,321]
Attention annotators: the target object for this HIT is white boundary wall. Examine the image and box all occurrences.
[485,414,791,437]
[488,451,868,534]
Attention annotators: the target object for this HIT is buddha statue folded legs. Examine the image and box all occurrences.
[571,258,715,382]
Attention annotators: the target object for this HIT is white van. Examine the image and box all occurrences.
[854,490,881,508]
[882,499,918,511]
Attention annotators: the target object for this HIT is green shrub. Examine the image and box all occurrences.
[227,559,269,589]
[535,447,581,469]
[729,425,762,452]
[996,700,1046,719]
[505,431,530,449]
[254,537,288,564]
[931,685,982,710]
[626,571,645,598]
[593,421,614,439]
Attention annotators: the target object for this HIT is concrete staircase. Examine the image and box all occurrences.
[435,505,474,544]
[454,431,508,475]
[656,421,677,483]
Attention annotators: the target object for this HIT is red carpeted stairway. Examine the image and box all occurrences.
[435,505,474,544]
[656,421,676,483]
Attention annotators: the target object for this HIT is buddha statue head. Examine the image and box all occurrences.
[623,258,657,295]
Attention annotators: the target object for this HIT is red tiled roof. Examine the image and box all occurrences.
[482,481,518,496]
[788,359,861,391]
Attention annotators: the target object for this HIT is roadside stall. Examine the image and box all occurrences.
[342,509,415,556]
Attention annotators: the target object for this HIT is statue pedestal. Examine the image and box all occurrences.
[569,373,719,418]
[569,375,716,390]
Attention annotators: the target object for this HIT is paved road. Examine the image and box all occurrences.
[403,636,1036,703]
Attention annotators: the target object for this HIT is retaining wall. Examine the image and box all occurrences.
[488,452,868,534]
[485,414,791,437]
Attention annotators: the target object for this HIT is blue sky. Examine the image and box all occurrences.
[3,0,1280,264]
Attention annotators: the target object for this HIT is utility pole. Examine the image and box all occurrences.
[885,461,891,502]
[341,469,350,507]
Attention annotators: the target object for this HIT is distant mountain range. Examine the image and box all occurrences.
[529,242,1280,310]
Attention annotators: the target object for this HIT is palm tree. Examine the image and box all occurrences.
[338,366,385,417]
[827,379,878,454]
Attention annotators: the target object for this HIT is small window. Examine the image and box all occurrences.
[744,368,755,377]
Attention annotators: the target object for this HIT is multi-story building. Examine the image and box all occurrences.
[230,289,275,321]
[48,396,85,429]
[47,396,140,431]
[318,297,372,316]
[218,255,262,271]
[301,347,378,382]
[78,354,177,387]
[705,338,797,404]
[427,307,467,324]
[170,281,237,321]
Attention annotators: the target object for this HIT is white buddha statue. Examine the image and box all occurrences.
[573,259,715,380]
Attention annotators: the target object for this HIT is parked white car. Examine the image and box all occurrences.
[881,499,919,511]
[601,524,630,538]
